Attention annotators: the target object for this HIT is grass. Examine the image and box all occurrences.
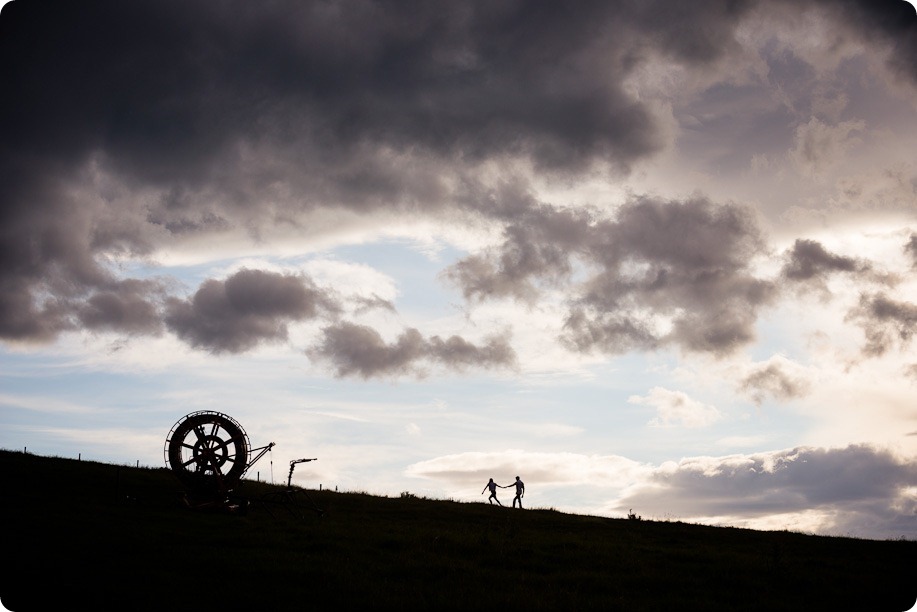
[1,449,914,611]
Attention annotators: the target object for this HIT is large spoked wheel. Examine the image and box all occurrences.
[165,411,251,493]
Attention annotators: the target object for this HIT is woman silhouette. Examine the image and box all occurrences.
[481,477,503,505]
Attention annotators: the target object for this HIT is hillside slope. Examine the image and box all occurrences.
[1,450,914,611]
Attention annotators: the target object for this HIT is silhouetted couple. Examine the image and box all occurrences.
[481,476,525,508]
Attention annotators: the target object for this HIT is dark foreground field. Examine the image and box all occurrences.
[1,450,914,611]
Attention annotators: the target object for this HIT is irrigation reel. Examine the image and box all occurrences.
[164,410,324,517]
[164,410,275,512]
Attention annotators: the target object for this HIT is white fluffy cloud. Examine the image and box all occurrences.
[628,387,724,428]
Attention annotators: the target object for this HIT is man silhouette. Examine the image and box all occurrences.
[481,478,503,505]
[511,475,525,509]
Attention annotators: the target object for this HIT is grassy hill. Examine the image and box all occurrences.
[1,449,914,611]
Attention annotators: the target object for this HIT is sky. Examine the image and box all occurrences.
[2,0,917,541]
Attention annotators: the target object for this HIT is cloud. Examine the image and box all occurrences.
[0,0,674,207]
[616,444,917,538]
[565,198,776,355]
[406,449,649,489]
[738,356,811,405]
[905,233,917,268]
[447,194,776,357]
[75,279,166,336]
[409,444,917,538]
[778,238,901,305]
[0,272,167,343]
[581,197,775,356]
[829,0,917,84]
[443,194,594,303]
[0,0,679,350]
[164,268,340,354]
[0,0,914,371]
[307,321,516,379]
[846,292,917,357]
[789,117,865,177]
[628,387,724,428]
[781,239,863,281]
[351,294,397,316]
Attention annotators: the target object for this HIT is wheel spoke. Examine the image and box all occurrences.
[181,455,205,469]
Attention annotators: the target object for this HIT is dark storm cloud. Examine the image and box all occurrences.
[1,0,914,368]
[817,0,917,84]
[627,0,755,63]
[617,444,917,537]
[0,189,169,341]
[0,0,678,347]
[308,321,516,379]
[0,0,671,197]
[846,292,917,357]
[448,194,776,356]
[75,279,166,336]
[164,269,340,354]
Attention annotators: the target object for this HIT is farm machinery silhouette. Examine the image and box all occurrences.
[164,410,322,517]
